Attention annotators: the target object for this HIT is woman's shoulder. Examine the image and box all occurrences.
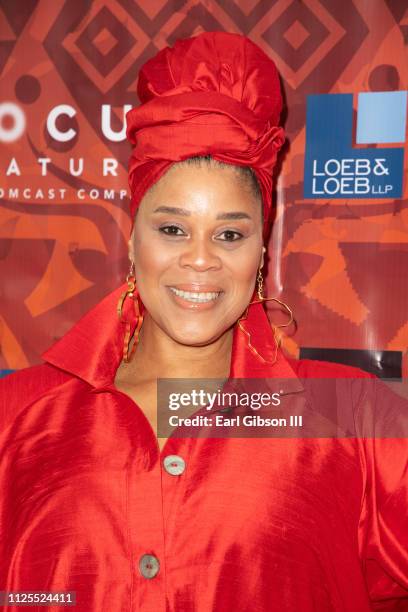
[0,363,71,432]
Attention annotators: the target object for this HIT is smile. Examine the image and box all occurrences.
[168,287,222,303]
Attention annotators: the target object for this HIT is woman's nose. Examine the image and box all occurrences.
[178,238,222,272]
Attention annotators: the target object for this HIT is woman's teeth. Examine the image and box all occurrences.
[169,287,221,303]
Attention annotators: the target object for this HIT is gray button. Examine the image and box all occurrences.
[163,455,186,476]
[139,554,160,579]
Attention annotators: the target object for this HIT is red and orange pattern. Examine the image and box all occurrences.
[0,0,407,374]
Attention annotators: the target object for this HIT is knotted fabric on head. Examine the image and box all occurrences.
[126,31,285,240]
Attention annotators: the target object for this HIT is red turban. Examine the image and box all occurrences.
[126,31,285,240]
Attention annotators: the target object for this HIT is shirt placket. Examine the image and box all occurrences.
[122,397,193,612]
[127,453,167,611]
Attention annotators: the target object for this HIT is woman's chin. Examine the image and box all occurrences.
[168,325,225,347]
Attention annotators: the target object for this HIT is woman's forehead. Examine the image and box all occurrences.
[141,162,260,208]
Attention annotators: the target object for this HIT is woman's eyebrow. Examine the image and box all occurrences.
[153,206,190,216]
[216,211,251,220]
[153,205,251,220]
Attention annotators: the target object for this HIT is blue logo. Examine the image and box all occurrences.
[304,91,407,199]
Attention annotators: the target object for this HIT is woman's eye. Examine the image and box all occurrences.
[217,230,243,242]
[159,225,186,236]
[158,226,243,241]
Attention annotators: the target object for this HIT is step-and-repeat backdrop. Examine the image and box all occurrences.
[1,0,407,378]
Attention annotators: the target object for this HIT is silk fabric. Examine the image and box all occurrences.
[1,285,407,611]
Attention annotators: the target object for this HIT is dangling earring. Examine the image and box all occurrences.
[116,261,143,363]
[250,267,294,330]
[256,246,267,301]
[237,246,294,364]
[257,266,264,301]
[236,264,295,363]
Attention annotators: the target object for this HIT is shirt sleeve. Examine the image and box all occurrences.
[357,377,408,610]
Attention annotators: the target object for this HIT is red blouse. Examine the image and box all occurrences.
[1,284,407,611]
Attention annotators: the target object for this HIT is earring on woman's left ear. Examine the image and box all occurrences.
[237,262,295,365]
[250,265,294,336]
[257,267,264,301]
[117,261,144,363]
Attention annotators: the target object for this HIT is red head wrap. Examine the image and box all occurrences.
[126,31,285,240]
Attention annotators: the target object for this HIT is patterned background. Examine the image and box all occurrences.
[1,0,407,376]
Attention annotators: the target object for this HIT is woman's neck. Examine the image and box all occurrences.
[127,313,234,383]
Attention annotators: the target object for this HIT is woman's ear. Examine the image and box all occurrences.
[127,238,133,263]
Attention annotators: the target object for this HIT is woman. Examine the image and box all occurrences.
[1,31,407,612]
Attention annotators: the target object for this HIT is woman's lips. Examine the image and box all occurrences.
[166,285,223,310]
[168,284,224,292]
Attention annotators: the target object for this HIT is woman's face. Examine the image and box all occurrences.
[130,162,264,346]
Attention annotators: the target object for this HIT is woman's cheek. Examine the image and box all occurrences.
[229,253,259,286]
[133,239,166,277]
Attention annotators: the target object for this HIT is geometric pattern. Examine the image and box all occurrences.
[75,7,136,78]
[0,0,38,73]
[0,0,407,376]
[263,2,330,72]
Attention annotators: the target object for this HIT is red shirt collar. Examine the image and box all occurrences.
[41,284,302,391]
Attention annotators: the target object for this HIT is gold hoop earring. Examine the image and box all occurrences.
[250,269,294,329]
[236,245,293,364]
[236,269,295,364]
[117,261,143,363]
[117,261,136,318]
[257,266,264,300]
